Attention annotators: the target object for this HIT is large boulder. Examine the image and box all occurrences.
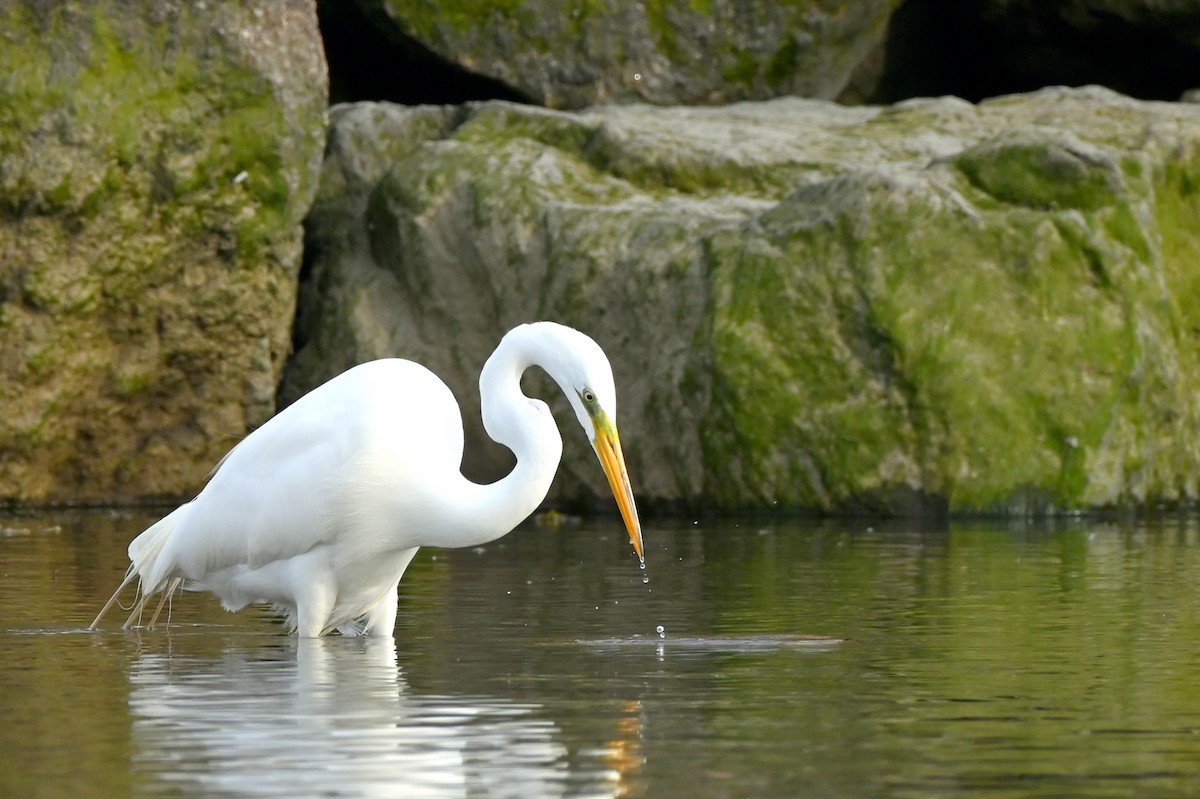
[290,87,1200,514]
[349,0,902,108]
[0,1,328,503]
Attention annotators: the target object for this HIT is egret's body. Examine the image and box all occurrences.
[91,323,642,637]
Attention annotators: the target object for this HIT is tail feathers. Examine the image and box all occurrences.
[129,503,190,592]
[89,504,191,631]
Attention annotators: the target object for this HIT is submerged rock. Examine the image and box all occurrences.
[0,1,327,502]
[291,88,1200,514]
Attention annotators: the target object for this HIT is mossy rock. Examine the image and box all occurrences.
[357,0,902,108]
[291,87,1200,514]
[955,130,1126,211]
[0,1,328,502]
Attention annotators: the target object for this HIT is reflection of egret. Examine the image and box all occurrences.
[128,638,589,797]
[601,700,647,797]
[91,323,643,637]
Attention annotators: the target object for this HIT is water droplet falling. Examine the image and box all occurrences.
[656,625,666,639]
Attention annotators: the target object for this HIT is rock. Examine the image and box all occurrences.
[290,87,1200,514]
[351,0,902,108]
[0,1,328,503]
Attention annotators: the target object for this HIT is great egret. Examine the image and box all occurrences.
[90,322,643,637]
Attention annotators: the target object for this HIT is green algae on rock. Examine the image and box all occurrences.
[0,1,327,503]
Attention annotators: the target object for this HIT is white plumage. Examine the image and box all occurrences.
[91,322,643,637]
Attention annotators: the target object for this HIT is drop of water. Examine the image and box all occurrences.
[639,561,646,570]
[656,625,666,639]
[641,575,650,584]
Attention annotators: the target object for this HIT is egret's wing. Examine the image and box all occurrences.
[154,359,464,583]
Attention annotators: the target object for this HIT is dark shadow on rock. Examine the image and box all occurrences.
[875,0,1200,104]
[317,0,529,106]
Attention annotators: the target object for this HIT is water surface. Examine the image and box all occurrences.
[2,510,1200,797]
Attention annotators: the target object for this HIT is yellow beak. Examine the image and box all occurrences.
[594,424,644,562]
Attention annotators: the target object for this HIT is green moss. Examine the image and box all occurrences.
[456,104,597,155]
[0,9,59,130]
[643,0,686,62]
[380,0,531,39]
[956,136,1122,211]
[0,4,298,259]
[1157,148,1200,337]
[703,215,912,509]
[1101,202,1152,263]
[764,36,799,89]
[701,154,1174,512]
[722,50,759,88]
[21,341,64,378]
[44,177,75,211]
[113,369,155,397]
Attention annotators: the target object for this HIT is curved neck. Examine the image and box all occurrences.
[436,327,565,549]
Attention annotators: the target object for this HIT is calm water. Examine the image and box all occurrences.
[3,509,1200,798]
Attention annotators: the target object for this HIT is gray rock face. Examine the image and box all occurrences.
[356,0,902,108]
[0,1,328,502]
[290,88,1200,513]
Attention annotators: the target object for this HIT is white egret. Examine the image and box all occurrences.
[90,322,643,637]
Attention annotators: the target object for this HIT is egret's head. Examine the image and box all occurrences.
[531,323,644,562]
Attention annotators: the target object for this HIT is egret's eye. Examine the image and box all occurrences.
[582,389,597,405]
